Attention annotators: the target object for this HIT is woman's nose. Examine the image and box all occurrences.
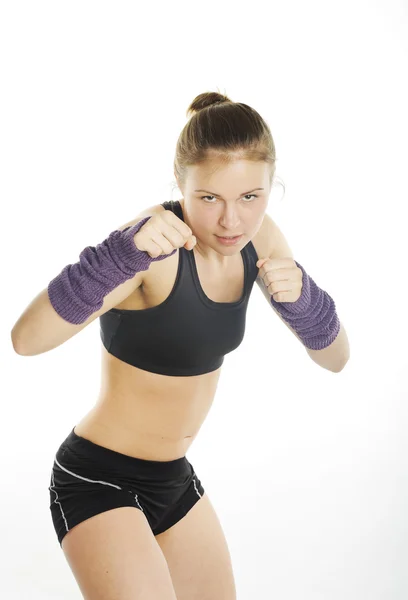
[220,210,240,230]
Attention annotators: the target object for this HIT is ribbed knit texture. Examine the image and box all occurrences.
[270,260,341,350]
[48,216,176,324]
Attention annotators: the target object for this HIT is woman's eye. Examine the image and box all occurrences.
[201,194,258,203]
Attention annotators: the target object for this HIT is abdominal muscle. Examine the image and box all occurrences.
[74,344,222,461]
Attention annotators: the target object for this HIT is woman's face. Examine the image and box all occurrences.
[178,158,271,261]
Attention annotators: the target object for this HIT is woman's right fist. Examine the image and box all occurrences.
[133,210,197,259]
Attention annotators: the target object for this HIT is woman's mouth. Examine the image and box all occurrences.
[215,234,243,245]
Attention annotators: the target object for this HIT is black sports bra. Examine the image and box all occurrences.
[99,200,259,376]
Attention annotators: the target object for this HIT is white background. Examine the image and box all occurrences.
[2,0,408,598]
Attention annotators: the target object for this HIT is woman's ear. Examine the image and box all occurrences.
[175,176,185,196]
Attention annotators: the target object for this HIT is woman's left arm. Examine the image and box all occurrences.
[256,215,350,373]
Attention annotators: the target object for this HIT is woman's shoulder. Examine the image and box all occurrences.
[115,203,167,232]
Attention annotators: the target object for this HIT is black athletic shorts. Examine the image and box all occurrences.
[48,427,205,547]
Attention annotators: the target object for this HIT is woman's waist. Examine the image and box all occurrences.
[73,390,214,460]
[72,419,196,462]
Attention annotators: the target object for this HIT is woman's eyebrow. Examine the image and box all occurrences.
[194,187,264,197]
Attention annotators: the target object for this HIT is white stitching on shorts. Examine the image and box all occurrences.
[192,472,202,498]
[132,494,144,510]
[54,456,124,489]
[49,470,69,533]
[49,455,145,535]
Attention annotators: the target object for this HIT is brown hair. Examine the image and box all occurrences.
[173,89,284,197]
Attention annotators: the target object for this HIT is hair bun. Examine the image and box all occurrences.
[186,91,232,116]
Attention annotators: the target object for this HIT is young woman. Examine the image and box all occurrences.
[11,91,348,600]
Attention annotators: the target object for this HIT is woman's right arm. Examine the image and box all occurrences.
[10,204,169,356]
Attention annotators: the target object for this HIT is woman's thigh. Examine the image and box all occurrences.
[156,492,237,600]
[62,505,177,600]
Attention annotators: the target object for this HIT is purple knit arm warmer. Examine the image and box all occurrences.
[47,216,176,324]
[270,260,341,350]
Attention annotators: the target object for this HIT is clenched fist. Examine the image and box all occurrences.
[256,257,303,302]
[134,210,197,259]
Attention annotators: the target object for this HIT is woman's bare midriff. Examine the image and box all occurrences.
[74,202,265,461]
[74,345,222,461]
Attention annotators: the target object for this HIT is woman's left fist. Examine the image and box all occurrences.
[256,257,303,302]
